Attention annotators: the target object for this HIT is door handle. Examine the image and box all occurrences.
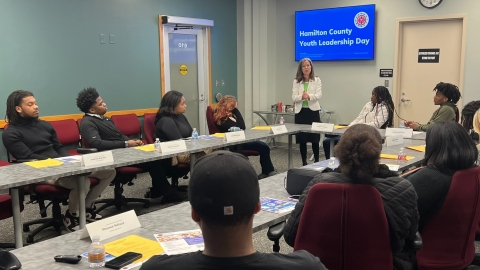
[401,98,410,102]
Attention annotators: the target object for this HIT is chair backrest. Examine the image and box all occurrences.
[76,118,91,148]
[417,166,480,269]
[111,114,142,139]
[48,119,80,146]
[294,183,392,270]
[206,106,220,134]
[143,114,156,144]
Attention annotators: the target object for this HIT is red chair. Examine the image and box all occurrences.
[0,161,25,248]
[206,106,259,157]
[111,114,147,144]
[77,118,150,211]
[416,167,480,270]
[143,113,189,189]
[48,119,82,156]
[294,183,393,270]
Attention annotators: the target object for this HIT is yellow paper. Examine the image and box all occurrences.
[104,235,164,264]
[406,145,426,152]
[135,144,155,152]
[380,154,415,161]
[211,133,225,138]
[251,126,271,131]
[24,158,64,168]
[334,125,349,129]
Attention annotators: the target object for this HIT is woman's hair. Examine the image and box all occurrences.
[373,86,394,128]
[154,90,184,124]
[434,82,461,104]
[461,100,480,130]
[295,58,315,83]
[213,95,237,125]
[5,90,34,125]
[335,124,383,182]
[424,121,478,174]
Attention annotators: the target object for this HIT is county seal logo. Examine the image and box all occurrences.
[354,12,369,29]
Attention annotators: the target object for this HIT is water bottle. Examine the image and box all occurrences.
[397,147,407,163]
[88,236,105,268]
[328,157,337,169]
[279,116,285,125]
[154,138,161,152]
[229,127,241,132]
[192,128,199,139]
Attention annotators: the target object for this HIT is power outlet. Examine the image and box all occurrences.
[384,80,389,87]
[221,80,225,87]
[109,34,115,44]
[100,34,105,44]
[216,80,219,87]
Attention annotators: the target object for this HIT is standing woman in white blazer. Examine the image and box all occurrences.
[292,58,322,165]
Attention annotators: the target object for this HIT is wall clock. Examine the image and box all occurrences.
[419,0,443,9]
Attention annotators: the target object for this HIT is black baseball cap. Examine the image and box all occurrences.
[189,151,260,223]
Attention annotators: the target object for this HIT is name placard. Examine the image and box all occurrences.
[385,136,404,147]
[159,140,187,154]
[81,151,114,167]
[270,125,288,135]
[224,130,246,142]
[385,128,413,138]
[80,210,140,241]
[311,122,334,132]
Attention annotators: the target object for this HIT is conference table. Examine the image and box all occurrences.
[0,123,425,248]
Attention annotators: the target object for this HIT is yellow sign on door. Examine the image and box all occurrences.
[180,65,188,75]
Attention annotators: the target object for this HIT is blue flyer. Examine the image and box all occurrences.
[260,197,296,214]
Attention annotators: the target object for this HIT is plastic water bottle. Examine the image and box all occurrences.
[279,116,285,125]
[154,138,161,152]
[192,128,199,139]
[88,236,105,268]
[328,157,337,169]
[397,147,407,163]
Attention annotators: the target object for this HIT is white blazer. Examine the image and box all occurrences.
[349,102,389,128]
[292,77,322,113]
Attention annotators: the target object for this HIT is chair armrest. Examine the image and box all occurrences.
[267,221,285,241]
[406,232,423,251]
[77,148,98,154]
[12,159,38,163]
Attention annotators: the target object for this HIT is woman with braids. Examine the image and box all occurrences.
[285,124,419,270]
[461,100,480,144]
[323,86,394,159]
[404,82,461,131]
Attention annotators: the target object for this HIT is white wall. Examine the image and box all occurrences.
[270,0,480,125]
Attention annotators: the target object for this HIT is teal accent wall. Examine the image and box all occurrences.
[0,0,236,160]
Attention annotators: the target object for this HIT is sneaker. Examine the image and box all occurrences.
[257,174,268,180]
[63,210,80,232]
[268,170,278,176]
[86,206,102,222]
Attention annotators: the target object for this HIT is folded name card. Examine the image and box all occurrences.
[159,140,187,154]
[311,122,334,132]
[224,130,246,142]
[385,136,404,146]
[80,210,141,241]
[270,125,288,135]
[385,128,413,138]
[81,151,114,167]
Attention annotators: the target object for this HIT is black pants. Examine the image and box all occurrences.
[243,141,275,175]
[133,159,172,195]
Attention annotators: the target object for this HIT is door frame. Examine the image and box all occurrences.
[393,14,467,127]
[158,15,213,134]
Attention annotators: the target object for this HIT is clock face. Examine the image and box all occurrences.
[419,0,443,8]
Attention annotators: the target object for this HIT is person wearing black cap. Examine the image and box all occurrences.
[140,151,326,270]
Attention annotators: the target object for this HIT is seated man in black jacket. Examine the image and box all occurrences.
[76,87,185,202]
[2,90,116,232]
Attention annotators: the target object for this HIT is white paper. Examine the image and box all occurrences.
[224,130,246,142]
[154,229,204,255]
[159,140,187,154]
[385,128,413,138]
[80,210,141,241]
[383,164,400,171]
[413,131,423,135]
[81,151,114,167]
[270,125,288,135]
[311,122,334,132]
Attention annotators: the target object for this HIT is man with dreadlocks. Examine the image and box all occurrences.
[2,90,116,232]
[323,86,395,159]
[404,82,461,131]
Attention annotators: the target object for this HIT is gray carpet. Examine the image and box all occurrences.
[2,144,480,269]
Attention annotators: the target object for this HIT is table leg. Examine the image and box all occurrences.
[78,176,86,229]
[330,137,335,158]
[11,188,23,248]
[288,134,293,169]
[190,154,196,173]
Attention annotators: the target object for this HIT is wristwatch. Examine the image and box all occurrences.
[125,141,128,148]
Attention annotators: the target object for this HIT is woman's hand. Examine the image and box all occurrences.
[302,92,309,100]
